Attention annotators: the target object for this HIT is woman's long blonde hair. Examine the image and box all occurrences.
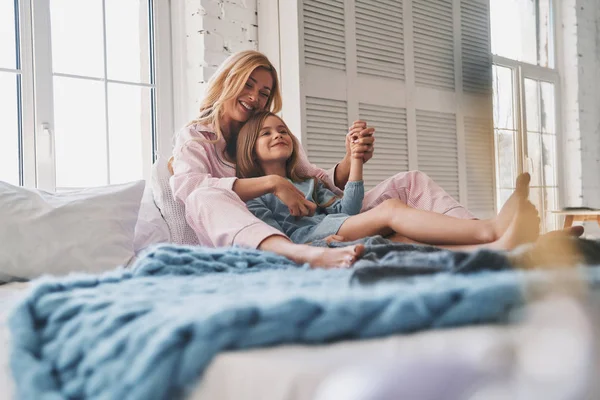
[236,111,307,182]
[188,50,282,146]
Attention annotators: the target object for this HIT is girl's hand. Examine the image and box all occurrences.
[345,120,375,163]
[271,176,317,217]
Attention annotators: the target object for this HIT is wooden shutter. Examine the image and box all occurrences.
[461,0,492,94]
[305,97,348,170]
[465,116,495,218]
[303,0,346,70]
[356,0,405,80]
[359,103,408,190]
[417,110,459,199]
[413,0,455,90]
[265,0,495,215]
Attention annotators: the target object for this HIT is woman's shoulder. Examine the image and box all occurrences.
[173,123,218,151]
[178,123,217,141]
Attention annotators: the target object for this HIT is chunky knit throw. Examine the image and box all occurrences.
[9,244,600,400]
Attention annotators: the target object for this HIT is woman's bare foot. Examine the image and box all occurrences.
[491,199,540,250]
[296,244,365,269]
[493,173,531,237]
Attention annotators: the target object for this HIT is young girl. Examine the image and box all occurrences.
[237,111,542,252]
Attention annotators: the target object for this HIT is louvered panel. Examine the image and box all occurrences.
[413,0,455,90]
[465,116,495,218]
[359,103,408,190]
[461,0,492,94]
[356,0,405,80]
[303,0,346,70]
[417,110,459,198]
[306,97,348,170]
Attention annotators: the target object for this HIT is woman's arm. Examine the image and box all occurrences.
[235,176,318,217]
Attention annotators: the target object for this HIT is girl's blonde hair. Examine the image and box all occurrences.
[236,111,307,182]
[188,50,282,146]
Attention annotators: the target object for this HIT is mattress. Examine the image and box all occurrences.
[0,282,514,400]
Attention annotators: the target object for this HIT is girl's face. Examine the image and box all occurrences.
[223,67,273,124]
[254,116,294,164]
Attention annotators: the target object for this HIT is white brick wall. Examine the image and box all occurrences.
[560,0,600,235]
[172,0,258,129]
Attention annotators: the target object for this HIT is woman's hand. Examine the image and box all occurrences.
[270,176,317,217]
[345,120,375,163]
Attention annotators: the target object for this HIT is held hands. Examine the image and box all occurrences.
[271,176,317,217]
[345,120,375,163]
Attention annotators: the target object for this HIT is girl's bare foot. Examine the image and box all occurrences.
[492,199,540,251]
[494,173,531,237]
[295,244,365,269]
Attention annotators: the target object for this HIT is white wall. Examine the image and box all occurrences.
[171,0,258,130]
[559,0,600,235]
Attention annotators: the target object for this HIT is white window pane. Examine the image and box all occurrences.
[524,79,540,132]
[105,0,151,83]
[540,82,556,133]
[490,0,537,65]
[0,72,20,185]
[50,0,104,78]
[543,187,558,232]
[498,189,513,210]
[492,65,515,130]
[542,133,556,187]
[0,0,17,69]
[496,129,515,188]
[526,131,542,187]
[529,187,544,231]
[108,84,152,184]
[54,77,107,187]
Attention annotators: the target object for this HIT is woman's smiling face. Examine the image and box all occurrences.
[223,67,273,124]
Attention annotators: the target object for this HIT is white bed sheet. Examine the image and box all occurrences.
[0,283,514,400]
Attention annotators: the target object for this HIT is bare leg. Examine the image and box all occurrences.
[258,235,364,269]
[339,199,501,245]
[494,173,531,235]
[383,200,540,252]
[339,174,533,245]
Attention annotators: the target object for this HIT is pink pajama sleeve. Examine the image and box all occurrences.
[170,136,285,248]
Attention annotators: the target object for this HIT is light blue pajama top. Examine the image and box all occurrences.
[246,178,364,244]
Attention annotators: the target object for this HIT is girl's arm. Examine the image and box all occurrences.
[316,180,364,216]
[318,136,366,215]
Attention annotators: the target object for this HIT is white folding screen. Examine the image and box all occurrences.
[259,0,495,218]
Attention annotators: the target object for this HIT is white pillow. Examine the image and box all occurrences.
[0,180,145,280]
[151,157,200,245]
[134,184,170,251]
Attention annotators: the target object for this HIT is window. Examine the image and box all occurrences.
[0,0,172,191]
[490,0,559,232]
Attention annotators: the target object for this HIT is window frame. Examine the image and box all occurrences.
[491,0,563,231]
[13,0,173,191]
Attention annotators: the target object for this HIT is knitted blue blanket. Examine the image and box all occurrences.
[9,244,600,400]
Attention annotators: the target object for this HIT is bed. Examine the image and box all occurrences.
[2,171,599,399]
[3,242,600,400]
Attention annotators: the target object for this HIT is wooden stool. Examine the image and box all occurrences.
[550,209,600,229]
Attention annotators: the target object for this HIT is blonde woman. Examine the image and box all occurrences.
[170,50,547,268]
[170,51,364,268]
